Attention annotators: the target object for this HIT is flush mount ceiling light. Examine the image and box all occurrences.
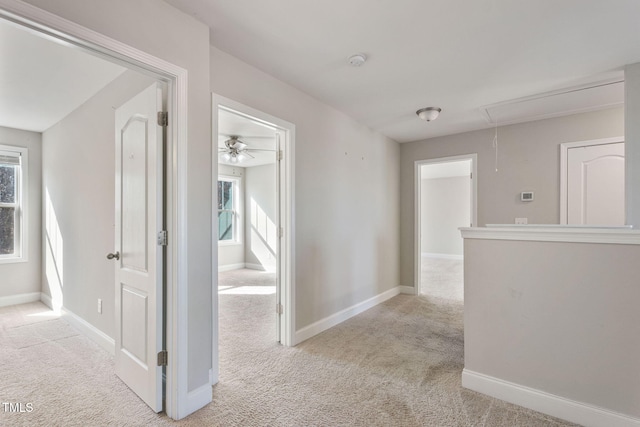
[348,53,367,67]
[416,107,442,122]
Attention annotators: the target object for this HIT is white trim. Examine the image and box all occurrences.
[39,292,53,310]
[421,252,464,260]
[245,263,269,271]
[559,136,624,224]
[212,94,296,384]
[460,225,640,245]
[0,1,192,419]
[399,286,415,295]
[217,240,242,247]
[415,154,477,296]
[294,286,401,345]
[217,262,272,272]
[0,144,28,264]
[462,369,640,427]
[0,292,40,308]
[218,263,246,272]
[184,382,214,419]
[60,306,115,355]
[216,174,242,245]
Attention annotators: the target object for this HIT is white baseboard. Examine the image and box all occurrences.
[462,369,640,427]
[219,262,276,273]
[422,252,463,260]
[40,292,53,309]
[218,263,246,272]
[399,286,415,294]
[40,292,63,312]
[179,382,212,420]
[0,292,41,308]
[60,307,115,355]
[245,263,275,272]
[295,286,402,344]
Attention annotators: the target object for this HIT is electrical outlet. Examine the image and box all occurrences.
[98,298,102,314]
[515,217,528,225]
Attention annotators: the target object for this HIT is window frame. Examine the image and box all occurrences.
[0,144,28,264]
[217,175,241,246]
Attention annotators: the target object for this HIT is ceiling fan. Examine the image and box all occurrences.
[218,135,274,164]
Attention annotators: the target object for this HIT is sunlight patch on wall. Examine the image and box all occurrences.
[249,197,276,272]
[44,189,64,311]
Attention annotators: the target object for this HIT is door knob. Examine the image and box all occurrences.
[106,251,120,260]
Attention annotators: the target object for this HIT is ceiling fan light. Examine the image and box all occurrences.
[229,154,239,164]
[220,152,231,162]
[416,107,442,122]
[237,153,246,162]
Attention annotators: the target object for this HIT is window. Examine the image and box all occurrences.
[0,145,27,263]
[217,177,239,243]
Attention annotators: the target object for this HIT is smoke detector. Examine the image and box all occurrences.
[348,53,367,67]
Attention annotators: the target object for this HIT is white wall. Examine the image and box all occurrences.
[24,0,213,395]
[0,126,41,300]
[217,164,244,268]
[42,70,156,337]
[245,163,276,271]
[421,176,469,256]
[625,62,640,227]
[211,46,400,330]
[401,107,624,287]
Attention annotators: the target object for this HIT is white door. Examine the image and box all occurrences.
[112,83,164,412]
[567,142,625,225]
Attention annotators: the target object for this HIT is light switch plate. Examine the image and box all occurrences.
[515,217,528,225]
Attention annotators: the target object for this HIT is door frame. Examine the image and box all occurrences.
[559,136,624,224]
[211,94,296,382]
[414,154,477,295]
[0,1,190,419]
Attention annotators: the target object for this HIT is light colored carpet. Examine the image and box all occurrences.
[420,256,464,302]
[0,302,175,427]
[0,271,578,426]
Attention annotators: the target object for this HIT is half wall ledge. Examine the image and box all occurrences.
[460,225,640,245]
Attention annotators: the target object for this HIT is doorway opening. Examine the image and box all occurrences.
[415,155,476,302]
[0,3,189,418]
[211,95,295,382]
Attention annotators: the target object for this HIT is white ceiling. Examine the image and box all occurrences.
[0,18,126,132]
[218,108,276,167]
[166,0,640,143]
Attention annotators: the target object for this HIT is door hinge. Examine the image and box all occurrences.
[157,230,168,246]
[276,303,283,315]
[157,111,168,127]
[470,172,473,179]
[278,227,284,238]
[277,150,283,161]
[157,350,168,366]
